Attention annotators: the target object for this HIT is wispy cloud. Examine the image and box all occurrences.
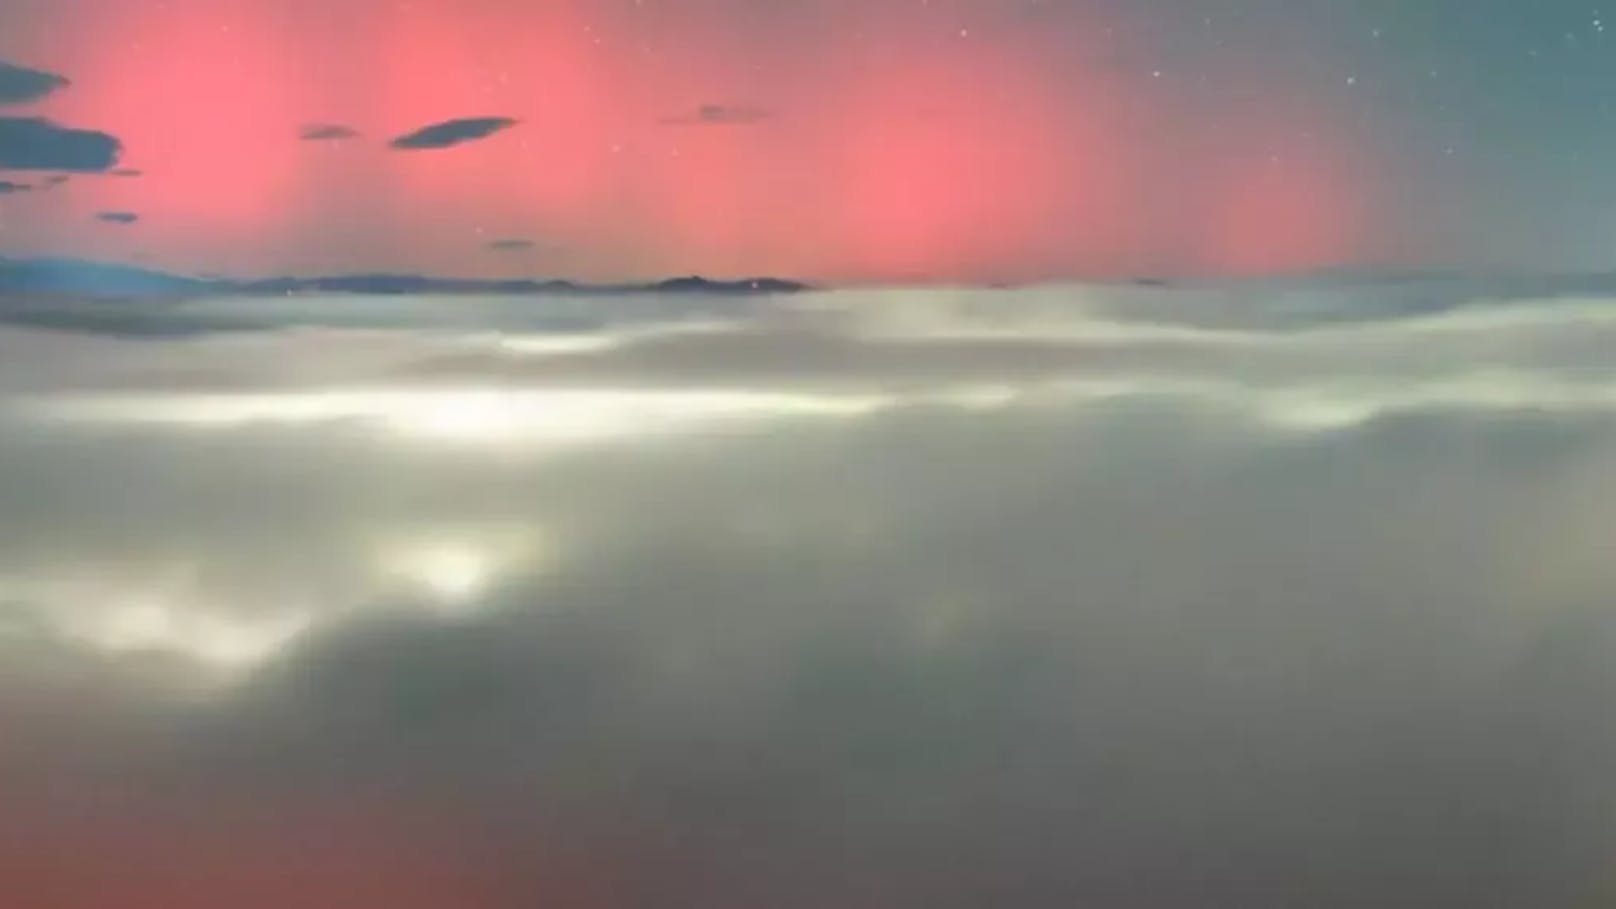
[486,238,539,252]
[659,103,773,126]
[299,123,361,142]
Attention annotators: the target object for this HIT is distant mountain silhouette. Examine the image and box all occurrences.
[0,257,207,297]
[237,274,576,296]
[649,276,809,295]
[0,257,813,299]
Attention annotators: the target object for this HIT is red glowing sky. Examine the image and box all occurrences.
[0,0,1393,282]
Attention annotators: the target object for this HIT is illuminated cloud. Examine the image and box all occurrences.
[0,117,121,172]
[389,116,518,150]
[0,59,68,105]
[7,279,1616,904]
[5,282,1616,903]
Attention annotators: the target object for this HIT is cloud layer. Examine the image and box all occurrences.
[4,280,1616,906]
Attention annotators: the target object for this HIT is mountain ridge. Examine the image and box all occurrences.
[0,257,814,299]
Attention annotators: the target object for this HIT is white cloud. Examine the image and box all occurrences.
[4,281,1616,905]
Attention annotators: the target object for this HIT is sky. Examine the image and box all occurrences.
[16,5,1616,902]
[0,0,1614,282]
[9,278,1616,904]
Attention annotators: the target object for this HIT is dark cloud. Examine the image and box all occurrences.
[0,180,30,194]
[389,116,518,150]
[109,168,142,177]
[41,174,69,188]
[0,117,121,172]
[485,238,538,252]
[299,123,361,142]
[660,103,773,126]
[0,60,69,105]
[95,211,139,225]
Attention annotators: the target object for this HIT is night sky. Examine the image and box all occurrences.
[1,0,1614,282]
[18,8,1616,907]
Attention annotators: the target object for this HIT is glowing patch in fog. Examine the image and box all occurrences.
[80,599,312,671]
[375,526,555,618]
[406,543,493,606]
[26,387,889,447]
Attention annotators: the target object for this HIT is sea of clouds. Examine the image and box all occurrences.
[3,279,1616,906]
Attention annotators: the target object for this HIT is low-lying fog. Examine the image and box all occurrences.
[3,280,1616,907]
